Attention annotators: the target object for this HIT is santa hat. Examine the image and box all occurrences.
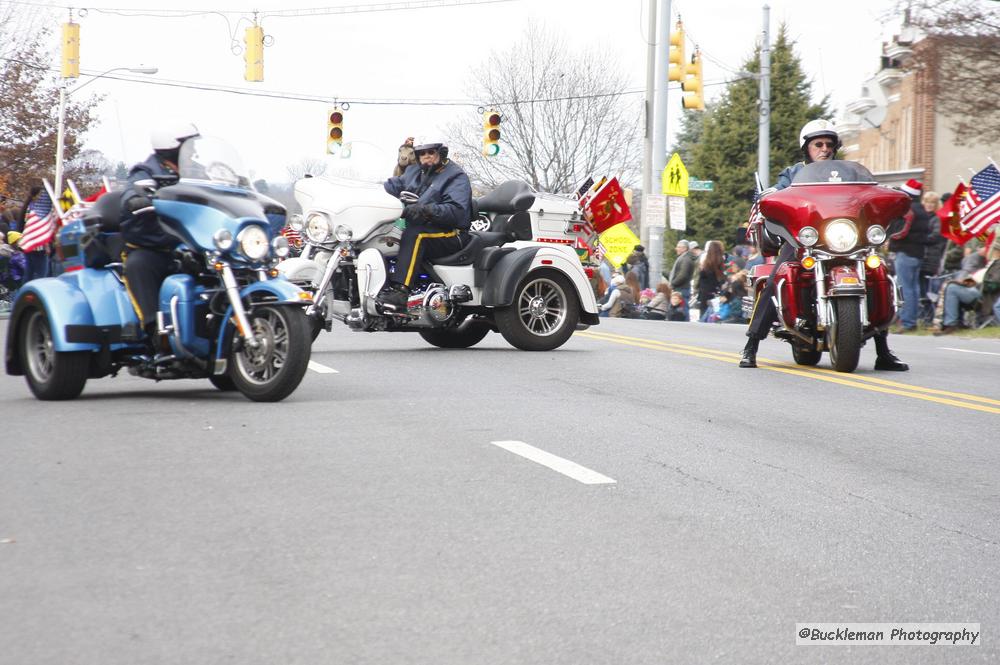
[900,179,923,196]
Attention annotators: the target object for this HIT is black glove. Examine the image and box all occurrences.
[127,194,153,213]
[401,203,426,223]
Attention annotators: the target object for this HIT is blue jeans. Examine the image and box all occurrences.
[677,287,691,319]
[894,251,922,329]
[942,284,981,326]
[24,250,50,282]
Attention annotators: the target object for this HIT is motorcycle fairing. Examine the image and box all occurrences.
[759,184,911,242]
[156,197,270,255]
[356,248,387,315]
[771,261,813,329]
[865,263,895,328]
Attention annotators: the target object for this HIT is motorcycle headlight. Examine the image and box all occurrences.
[824,219,858,253]
[797,226,819,247]
[334,224,353,242]
[867,225,887,245]
[237,225,270,261]
[213,228,234,251]
[289,213,304,232]
[305,213,331,243]
[272,235,290,258]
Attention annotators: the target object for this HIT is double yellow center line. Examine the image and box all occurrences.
[578,330,1000,415]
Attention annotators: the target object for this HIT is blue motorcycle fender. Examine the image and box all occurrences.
[481,247,540,307]
[5,276,99,375]
[213,277,312,360]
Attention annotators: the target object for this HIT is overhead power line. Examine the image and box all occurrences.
[2,0,516,18]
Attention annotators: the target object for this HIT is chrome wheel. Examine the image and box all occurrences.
[234,308,288,385]
[25,310,55,383]
[517,277,568,337]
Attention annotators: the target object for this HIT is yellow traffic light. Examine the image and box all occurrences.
[61,22,80,79]
[668,21,684,83]
[244,25,264,82]
[327,107,344,153]
[483,110,501,157]
[681,50,705,111]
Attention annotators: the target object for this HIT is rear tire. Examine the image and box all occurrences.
[828,298,862,373]
[19,306,89,400]
[418,319,491,349]
[229,305,311,402]
[495,270,579,351]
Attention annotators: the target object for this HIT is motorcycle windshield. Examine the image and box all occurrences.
[177,136,253,189]
[791,160,877,185]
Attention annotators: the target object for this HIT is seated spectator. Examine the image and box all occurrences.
[640,283,671,320]
[666,292,687,321]
[598,274,637,317]
[933,260,1000,334]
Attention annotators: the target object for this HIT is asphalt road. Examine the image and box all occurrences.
[1,318,997,664]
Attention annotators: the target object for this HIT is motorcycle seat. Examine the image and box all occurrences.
[475,180,536,214]
[82,190,125,232]
[433,231,509,266]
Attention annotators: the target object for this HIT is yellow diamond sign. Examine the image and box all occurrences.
[597,223,641,268]
[662,152,689,197]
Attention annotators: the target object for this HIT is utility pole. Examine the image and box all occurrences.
[641,0,657,246]
[648,0,671,284]
[757,4,771,187]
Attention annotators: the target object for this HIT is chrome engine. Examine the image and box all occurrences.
[405,283,473,327]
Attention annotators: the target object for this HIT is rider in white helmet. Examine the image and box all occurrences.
[121,121,200,346]
[773,119,841,189]
[739,119,908,371]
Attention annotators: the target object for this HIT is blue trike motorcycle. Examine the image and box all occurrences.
[4,136,313,402]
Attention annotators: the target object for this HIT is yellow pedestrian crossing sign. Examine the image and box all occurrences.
[662,153,689,197]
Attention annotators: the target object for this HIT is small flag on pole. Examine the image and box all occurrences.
[19,189,56,253]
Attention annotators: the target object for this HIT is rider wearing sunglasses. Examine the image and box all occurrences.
[739,119,908,371]
[379,138,473,311]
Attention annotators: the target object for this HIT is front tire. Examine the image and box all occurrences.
[791,340,822,366]
[418,319,491,349]
[495,271,579,351]
[19,306,89,400]
[229,305,311,402]
[827,298,862,373]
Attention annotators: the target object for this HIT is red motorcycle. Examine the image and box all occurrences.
[744,160,911,372]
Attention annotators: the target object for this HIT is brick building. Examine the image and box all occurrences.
[836,20,1000,195]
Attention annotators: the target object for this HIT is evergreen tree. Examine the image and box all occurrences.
[685,25,830,245]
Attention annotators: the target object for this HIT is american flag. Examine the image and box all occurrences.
[575,177,595,200]
[281,225,303,250]
[961,163,1000,237]
[19,190,56,253]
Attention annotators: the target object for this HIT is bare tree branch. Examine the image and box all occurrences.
[445,22,642,195]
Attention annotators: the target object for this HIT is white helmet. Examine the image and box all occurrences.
[150,121,200,152]
[799,119,839,150]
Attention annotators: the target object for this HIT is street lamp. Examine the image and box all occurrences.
[54,66,158,197]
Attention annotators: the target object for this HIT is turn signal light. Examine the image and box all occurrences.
[801,256,816,270]
[866,255,882,269]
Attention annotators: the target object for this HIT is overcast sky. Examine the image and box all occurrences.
[40,0,903,184]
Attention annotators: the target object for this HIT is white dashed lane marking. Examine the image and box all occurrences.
[491,440,616,485]
[939,347,1000,357]
[308,360,339,374]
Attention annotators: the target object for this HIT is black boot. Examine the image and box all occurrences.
[376,282,409,312]
[739,337,759,368]
[873,332,908,371]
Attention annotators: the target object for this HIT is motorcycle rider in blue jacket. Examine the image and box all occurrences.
[378,139,472,311]
[739,119,908,371]
[120,122,200,344]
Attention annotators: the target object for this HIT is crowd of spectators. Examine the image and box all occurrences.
[593,238,754,324]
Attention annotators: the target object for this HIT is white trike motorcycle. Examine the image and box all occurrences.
[277,176,599,350]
